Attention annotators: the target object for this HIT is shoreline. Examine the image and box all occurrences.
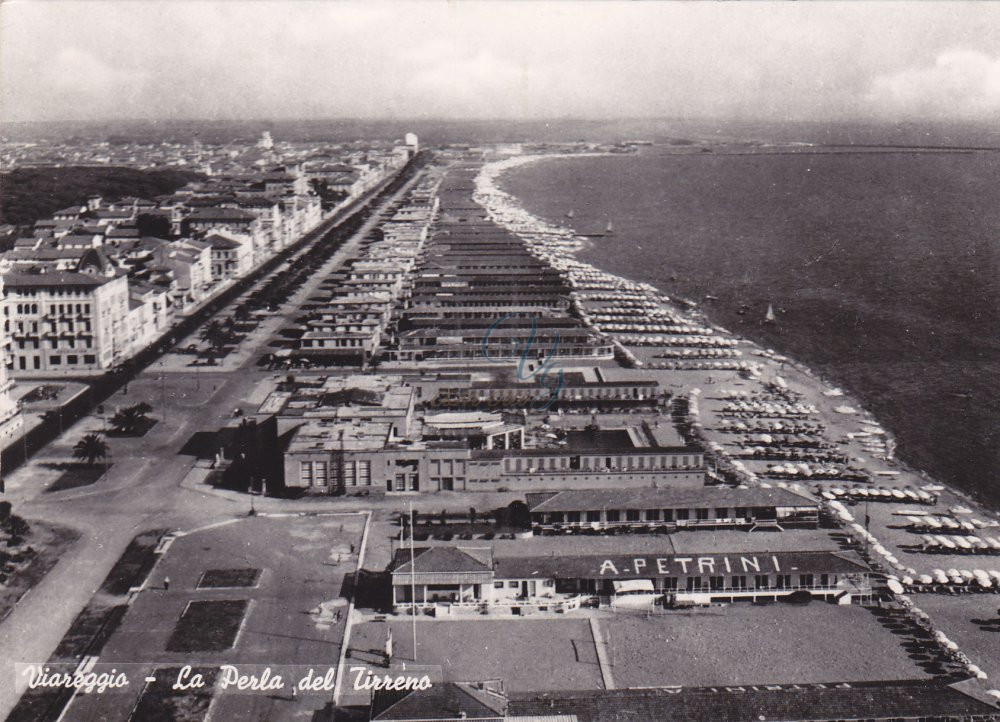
[475,151,997,519]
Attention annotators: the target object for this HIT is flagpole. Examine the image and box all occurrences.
[410,500,417,662]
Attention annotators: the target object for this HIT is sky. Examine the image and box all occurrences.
[2,1,1000,123]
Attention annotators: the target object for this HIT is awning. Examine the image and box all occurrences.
[613,579,655,594]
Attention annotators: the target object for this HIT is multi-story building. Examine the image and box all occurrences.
[205,233,254,281]
[2,270,130,374]
[0,278,23,446]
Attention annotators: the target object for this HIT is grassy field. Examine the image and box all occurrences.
[0,520,80,623]
[166,599,249,652]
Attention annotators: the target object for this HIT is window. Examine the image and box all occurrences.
[646,509,660,521]
[709,576,724,590]
[799,574,814,588]
[663,508,674,522]
[508,581,519,588]
[736,507,749,519]
[314,462,328,486]
[732,576,747,590]
[775,574,792,589]
[344,461,356,486]
[67,355,78,365]
[626,510,641,522]
[686,576,702,592]
[358,460,371,486]
[695,508,709,521]
[605,510,620,522]
[84,355,96,364]
[586,510,600,522]
[567,511,581,523]
[300,462,313,486]
[715,508,728,519]
[754,575,770,589]
[663,578,679,591]
[50,356,61,365]
[819,574,830,588]
[676,509,689,521]
[494,582,504,589]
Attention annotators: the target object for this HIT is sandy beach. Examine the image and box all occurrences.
[475,151,1000,694]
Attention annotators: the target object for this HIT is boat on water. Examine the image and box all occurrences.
[765,303,777,323]
[605,221,614,235]
[565,209,575,219]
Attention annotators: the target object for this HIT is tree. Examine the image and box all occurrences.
[199,320,229,355]
[109,403,152,435]
[136,213,171,238]
[4,515,30,546]
[73,433,109,467]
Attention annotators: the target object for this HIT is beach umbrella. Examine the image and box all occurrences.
[918,575,934,585]
[901,576,914,586]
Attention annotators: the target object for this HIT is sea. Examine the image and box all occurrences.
[500,143,1000,508]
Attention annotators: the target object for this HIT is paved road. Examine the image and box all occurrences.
[0,167,429,717]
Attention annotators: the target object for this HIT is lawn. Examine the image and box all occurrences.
[0,519,80,623]
[166,600,249,653]
[45,463,110,493]
[198,568,261,589]
[130,667,218,722]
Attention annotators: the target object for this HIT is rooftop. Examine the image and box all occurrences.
[525,486,818,514]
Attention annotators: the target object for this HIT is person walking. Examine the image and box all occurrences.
[164,576,171,591]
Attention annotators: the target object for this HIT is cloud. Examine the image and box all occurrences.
[867,50,1000,119]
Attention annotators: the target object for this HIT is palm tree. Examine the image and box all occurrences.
[199,320,228,355]
[110,403,152,435]
[73,433,109,467]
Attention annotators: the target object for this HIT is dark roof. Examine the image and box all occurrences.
[186,207,256,222]
[204,233,244,249]
[492,550,868,581]
[507,680,1000,722]
[388,546,492,576]
[2,271,111,288]
[525,487,818,514]
[372,682,507,721]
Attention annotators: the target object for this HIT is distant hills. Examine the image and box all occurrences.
[0,166,205,227]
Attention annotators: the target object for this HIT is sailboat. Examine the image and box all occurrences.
[605,221,614,235]
[565,209,575,219]
[765,303,777,323]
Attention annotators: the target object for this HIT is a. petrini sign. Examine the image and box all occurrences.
[597,554,785,577]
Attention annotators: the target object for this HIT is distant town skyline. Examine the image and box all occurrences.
[2,1,1000,124]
